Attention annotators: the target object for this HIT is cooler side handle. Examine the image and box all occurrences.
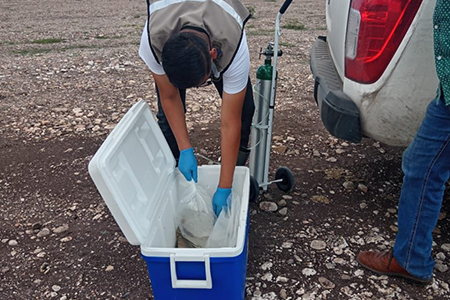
[169,254,213,289]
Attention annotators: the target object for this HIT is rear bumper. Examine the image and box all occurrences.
[310,36,362,144]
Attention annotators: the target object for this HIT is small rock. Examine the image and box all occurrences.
[302,268,317,277]
[354,269,364,276]
[390,225,398,233]
[261,272,273,281]
[280,288,287,299]
[441,244,450,252]
[253,288,262,297]
[276,276,288,283]
[8,240,18,246]
[37,228,51,238]
[436,252,446,260]
[118,236,128,243]
[278,208,288,216]
[334,247,343,255]
[358,184,368,193]
[318,277,335,289]
[435,263,448,273]
[278,199,287,207]
[60,236,72,243]
[360,203,367,209]
[313,150,320,157]
[388,208,397,214]
[53,224,69,234]
[343,181,354,190]
[259,201,278,212]
[40,262,50,274]
[333,258,346,265]
[105,265,114,272]
[282,195,292,200]
[32,223,42,230]
[52,285,61,292]
[310,240,326,250]
[310,195,330,204]
[1,239,8,244]
[341,274,351,280]
[282,242,293,249]
[1,266,10,273]
[261,262,273,271]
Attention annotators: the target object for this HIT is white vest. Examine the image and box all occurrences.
[146,0,250,75]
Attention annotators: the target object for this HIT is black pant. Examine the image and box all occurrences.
[155,76,255,159]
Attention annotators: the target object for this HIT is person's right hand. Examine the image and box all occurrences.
[178,147,198,182]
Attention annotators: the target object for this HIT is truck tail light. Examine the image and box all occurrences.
[345,0,422,84]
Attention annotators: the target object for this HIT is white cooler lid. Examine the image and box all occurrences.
[88,100,176,245]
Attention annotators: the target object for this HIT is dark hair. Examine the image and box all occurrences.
[162,31,211,89]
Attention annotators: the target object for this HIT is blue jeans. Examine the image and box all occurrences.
[394,95,450,280]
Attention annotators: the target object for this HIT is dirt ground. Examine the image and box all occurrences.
[0,0,449,299]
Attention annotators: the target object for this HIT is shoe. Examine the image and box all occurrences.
[357,250,432,285]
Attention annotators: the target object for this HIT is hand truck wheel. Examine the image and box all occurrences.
[249,175,260,202]
[275,166,295,192]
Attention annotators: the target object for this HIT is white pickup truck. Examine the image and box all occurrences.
[310,0,438,146]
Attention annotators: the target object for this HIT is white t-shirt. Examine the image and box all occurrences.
[139,24,250,94]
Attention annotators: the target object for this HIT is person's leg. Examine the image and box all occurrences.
[213,77,255,165]
[393,95,450,280]
[155,84,186,159]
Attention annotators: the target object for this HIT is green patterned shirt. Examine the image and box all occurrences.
[433,0,450,105]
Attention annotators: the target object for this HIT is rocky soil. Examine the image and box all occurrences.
[0,0,449,299]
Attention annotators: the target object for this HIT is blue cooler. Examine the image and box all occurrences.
[89,100,250,300]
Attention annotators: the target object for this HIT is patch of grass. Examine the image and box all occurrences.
[31,38,64,44]
[95,35,124,40]
[12,44,101,56]
[247,29,273,36]
[247,5,256,18]
[0,41,17,45]
[63,45,101,51]
[282,19,307,31]
[279,41,296,47]
[247,24,255,29]
[13,48,52,55]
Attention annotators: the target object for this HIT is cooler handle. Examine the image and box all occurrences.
[170,254,213,289]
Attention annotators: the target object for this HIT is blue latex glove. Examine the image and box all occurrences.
[212,187,232,216]
[178,147,198,182]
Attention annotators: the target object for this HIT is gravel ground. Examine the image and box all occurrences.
[0,0,449,299]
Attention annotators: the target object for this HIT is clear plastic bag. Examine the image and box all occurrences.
[206,192,241,248]
[175,181,216,248]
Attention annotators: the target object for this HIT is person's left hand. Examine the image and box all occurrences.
[212,187,232,216]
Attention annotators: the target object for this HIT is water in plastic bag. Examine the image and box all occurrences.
[206,192,241,248]
[175,181,216,248]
